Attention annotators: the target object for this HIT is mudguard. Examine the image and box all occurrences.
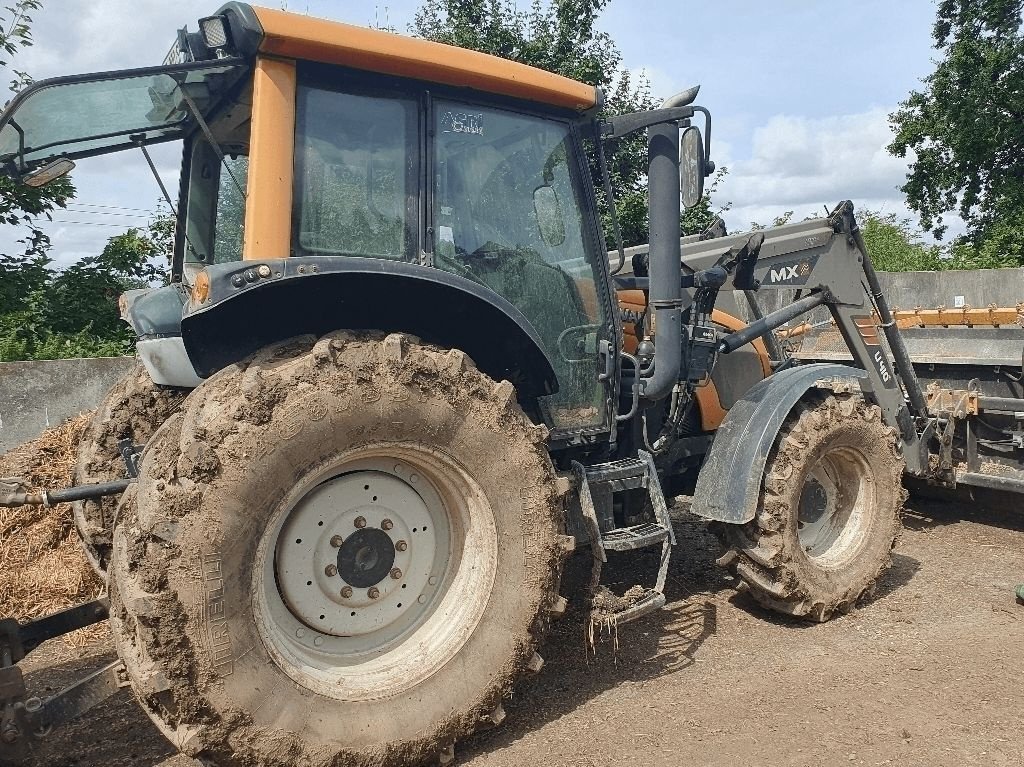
[181,256,559,398]
[690,363,869,524]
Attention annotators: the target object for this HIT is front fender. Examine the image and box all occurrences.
[690,363,869,524]
[181,256,558,399]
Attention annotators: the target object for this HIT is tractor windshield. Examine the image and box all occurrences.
[0,60,248,172]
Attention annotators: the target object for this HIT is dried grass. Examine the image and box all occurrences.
[0,414,106,651]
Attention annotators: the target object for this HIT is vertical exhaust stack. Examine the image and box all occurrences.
[640,120,683,403]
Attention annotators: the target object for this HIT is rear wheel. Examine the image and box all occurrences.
[721,392,906,621]
[109,332,566,766]
[73,361,187,574]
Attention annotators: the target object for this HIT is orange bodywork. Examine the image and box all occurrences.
[617,288,771,431]
[243,56,296,261]
[251,7,598,112]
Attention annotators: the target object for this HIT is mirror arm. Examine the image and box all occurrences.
[603,106,695,140]
[691,106,715,177]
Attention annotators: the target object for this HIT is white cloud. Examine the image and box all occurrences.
[714,107,921,229]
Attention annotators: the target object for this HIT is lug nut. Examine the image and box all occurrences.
[325,564,338,577]
[395,540,408,552]
[330,535,344,548]
[368,587,380,599]
[381,518,393,531]
[340,586,353,598]
[390,568,403,580]
[354,516,366,529]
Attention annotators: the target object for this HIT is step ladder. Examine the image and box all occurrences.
[570,450,675,626]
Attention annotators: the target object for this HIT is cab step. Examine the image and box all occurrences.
[602,521,671,551]
[571,451,675,629]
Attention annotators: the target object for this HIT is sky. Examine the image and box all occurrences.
[0,0,945,267]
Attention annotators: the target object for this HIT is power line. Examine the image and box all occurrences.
[48,219,157,228]
[63,201,164,214]
[63,206,157,220]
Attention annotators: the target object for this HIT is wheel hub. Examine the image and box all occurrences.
[796,450,870,565]
[338,528,396,587]
[274,468,440,638]
[799,476,830,525]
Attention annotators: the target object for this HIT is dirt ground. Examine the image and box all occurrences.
[9,491,1024,767]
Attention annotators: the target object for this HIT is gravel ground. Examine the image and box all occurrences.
[8,492,1024,767]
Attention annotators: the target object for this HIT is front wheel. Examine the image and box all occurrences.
[109,332,566,765]
[721,392,906,621]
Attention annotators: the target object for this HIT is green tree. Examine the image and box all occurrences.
[888,0,1024,264]
[858,211,946,272]
[0,2,180,360]
[412,0,718,248]
[0,212,173,361]
[1,0,74,322]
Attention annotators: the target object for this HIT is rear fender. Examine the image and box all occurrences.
[690,363,868,524]
[180,256,558,399]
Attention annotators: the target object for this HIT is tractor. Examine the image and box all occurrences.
[3,4,1005,765]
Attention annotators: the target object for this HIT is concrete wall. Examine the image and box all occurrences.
[0,356,134,454]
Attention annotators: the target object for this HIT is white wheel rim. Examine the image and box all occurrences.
[797,446,872,568]
[253,445,497,701]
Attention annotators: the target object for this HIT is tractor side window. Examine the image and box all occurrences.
[184,141,248,267]
[432,100,608,431]
[293,85,416,259]
[213,156,248,263]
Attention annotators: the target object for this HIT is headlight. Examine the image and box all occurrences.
[198,15,230,50]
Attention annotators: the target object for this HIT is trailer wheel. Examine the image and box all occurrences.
[73,361,187,575]
[722,392,906,621]
[109,332,566,766]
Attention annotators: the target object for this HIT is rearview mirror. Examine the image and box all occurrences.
[533,185,566,246]
[22,157,75,188]
[679,126,705,209]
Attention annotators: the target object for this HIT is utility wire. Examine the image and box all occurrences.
[62,207,156,220]
[63,201,161,214]
[48,219,158,228]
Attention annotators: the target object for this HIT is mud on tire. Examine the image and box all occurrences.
[73,361,187,575]
[108,332,566,766]
[721,392,906,622]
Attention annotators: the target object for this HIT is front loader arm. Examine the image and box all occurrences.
[673,201,932,475]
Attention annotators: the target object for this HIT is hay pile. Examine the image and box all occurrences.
[0,414,104,649]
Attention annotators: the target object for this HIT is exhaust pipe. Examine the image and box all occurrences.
[640,120,683,403]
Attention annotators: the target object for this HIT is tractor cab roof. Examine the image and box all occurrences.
[246,5,598,113]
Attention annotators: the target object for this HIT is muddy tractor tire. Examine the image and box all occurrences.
[721,392,906,622]
[108,332,567,766]
[73,361,187,575]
